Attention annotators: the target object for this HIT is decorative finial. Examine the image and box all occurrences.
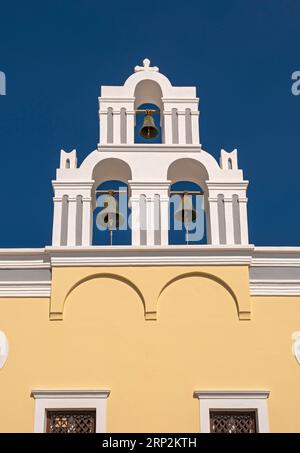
[134,58,159,73]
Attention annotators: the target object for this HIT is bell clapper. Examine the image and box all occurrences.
[108,216,114,246]
[184,220,189,245]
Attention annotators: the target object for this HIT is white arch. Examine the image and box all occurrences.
[80,148,221,182]
[124,70,173,98]
[167,158,209,188]
[134,79,163,110]
[92,157,132,186]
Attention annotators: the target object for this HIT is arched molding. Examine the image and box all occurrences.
[49,268,251,321]
[158,271,250,320]
[50,272,146,321]
[167,158,209,189]
[134,80,163,111]
[124,70,173,98]
[81,149,221,182]
[92,158,132,186]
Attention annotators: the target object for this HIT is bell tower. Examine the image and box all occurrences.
[51,59,249,247]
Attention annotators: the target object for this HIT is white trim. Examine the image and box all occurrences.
[1,247,300,297]
[0,261,50,269]
[0,249,49,269]
[97,144,202,152]
[0,281,51,297]
[194,390,270,433]
[46,245,254,267]
[194,391,270,399]
[31,389,110,433]
[252,259,300,267]
[250,280,300,296]
[49,255,252,266]
[252,247,300,267]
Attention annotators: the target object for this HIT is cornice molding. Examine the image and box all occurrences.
[0,249,49,269]
[52,181,94,190]
[0,281,51,297]
[31,389,110,399]
[193,390,270,399]
[97,144,202,153]
[0,247,300,297]
[46,245,254,267]
[250,279,300,296]
[206,181,249,190]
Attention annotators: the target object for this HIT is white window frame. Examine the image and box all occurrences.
[31,389,110,433]
[193,390,270,433]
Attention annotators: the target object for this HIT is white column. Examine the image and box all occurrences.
[163,112,173,144]
[52,197,63,246]
[208,197,220,245]
[113,111,121,144]
[99,112,107,145]
[177,112,186,144]
[146,197,155,246]
[160,196,169,245]
[224,196,235,245]
[82,197,92,246]
[191,111,200,145]
[130,197,141,246]
[239,197,249,244]
[126,111,135,144]
[67,197,77,246]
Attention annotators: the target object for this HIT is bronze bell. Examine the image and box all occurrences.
[96,194,125,230]
[175,194,197,224]
[139,111,159,139]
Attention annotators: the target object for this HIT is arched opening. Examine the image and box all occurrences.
[134,103,161,144]
[167,158,208,245]
[92,158,132,245]
[134,79,163,144]
[93,180,131,246]
[169,181,206,245]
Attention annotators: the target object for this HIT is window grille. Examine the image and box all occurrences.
[46,410,96,433]
[210,410,257,433]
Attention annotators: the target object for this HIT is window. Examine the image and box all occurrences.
[210,410,257,433]
[194,391,270,433]
[46,410,96,433]
[31,390,110,433]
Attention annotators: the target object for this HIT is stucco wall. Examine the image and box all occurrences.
[0,266,299,432]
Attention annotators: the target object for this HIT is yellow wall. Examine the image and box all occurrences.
[0,265,300,432]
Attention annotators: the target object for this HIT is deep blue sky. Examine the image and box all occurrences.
[0,0,300,247]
